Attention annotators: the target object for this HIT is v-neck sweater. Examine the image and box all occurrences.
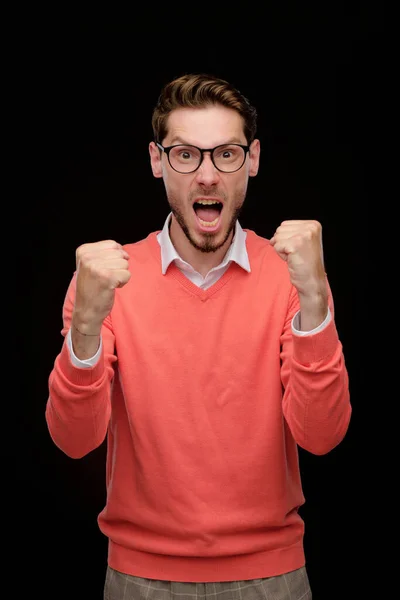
[45,228,351,582]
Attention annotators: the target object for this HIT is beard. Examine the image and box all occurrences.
[167,187,246,254]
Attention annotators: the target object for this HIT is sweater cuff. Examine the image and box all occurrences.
[58,338,106,385]
[292,317,339,365]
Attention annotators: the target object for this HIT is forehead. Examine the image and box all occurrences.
[164,105,246,146]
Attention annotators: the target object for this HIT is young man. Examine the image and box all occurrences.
[45,73,351,599]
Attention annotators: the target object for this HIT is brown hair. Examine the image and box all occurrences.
[151,73,257,145]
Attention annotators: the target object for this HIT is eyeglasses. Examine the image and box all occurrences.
[156,142,250,174]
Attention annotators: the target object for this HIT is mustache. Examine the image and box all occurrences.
[189,188,227,201]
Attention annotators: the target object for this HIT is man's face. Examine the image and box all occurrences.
[149,105,260,253]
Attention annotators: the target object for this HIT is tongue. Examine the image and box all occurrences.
[196,206,220,222]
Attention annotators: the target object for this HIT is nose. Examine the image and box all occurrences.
[195,152,220,186]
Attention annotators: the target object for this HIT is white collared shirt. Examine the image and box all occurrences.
[156,212,250,288]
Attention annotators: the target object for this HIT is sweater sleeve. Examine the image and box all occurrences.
[280,278,352,455]
[45,273,117,459]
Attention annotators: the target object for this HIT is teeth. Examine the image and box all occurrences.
[199,216,219,227]
[196,200,220,205]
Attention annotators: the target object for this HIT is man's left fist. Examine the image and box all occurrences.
[270,220,326,298]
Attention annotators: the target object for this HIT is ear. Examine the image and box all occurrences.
[248,139,260,177]
[149,142,163,178]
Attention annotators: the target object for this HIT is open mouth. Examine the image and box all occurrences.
[193,200,223,230]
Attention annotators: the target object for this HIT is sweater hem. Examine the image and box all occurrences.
[107,541,305,582]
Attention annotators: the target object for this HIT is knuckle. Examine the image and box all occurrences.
[310,220,321,232]
[93,266,110,284]
[76,244,86,258]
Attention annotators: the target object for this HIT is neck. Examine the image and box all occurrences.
[169,216,234,278]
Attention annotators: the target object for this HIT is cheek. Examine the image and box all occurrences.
[164,173,192,203]
[228,173,248,196]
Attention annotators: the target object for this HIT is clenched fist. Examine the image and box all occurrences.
[72,240,131,336]
[270,220,329,330]
[270,220,326,297]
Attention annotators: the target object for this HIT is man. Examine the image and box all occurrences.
[45,73,351,599]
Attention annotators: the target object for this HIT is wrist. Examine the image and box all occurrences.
[70,319,101,360]
[71,313,103,337]
[298,290,328,331]
[72,322,101,337]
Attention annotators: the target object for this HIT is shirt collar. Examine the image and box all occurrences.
[157,212,251,275]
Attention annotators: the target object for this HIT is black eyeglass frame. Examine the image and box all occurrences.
[156,142,250,174]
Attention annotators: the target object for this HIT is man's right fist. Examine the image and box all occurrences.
[72,240,131,335]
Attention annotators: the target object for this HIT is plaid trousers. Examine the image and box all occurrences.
[104,566,312,599]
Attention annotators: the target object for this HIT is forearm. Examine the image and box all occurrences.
[45,340,113,458]
[298,287,329,332]
[282,320,352,454]
[71,322,101,360]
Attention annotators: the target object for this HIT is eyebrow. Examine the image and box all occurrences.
[167,136,246,146]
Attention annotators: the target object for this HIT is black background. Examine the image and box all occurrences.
[11,5,380,599]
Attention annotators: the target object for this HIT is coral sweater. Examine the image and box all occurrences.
[45,227,351,583]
